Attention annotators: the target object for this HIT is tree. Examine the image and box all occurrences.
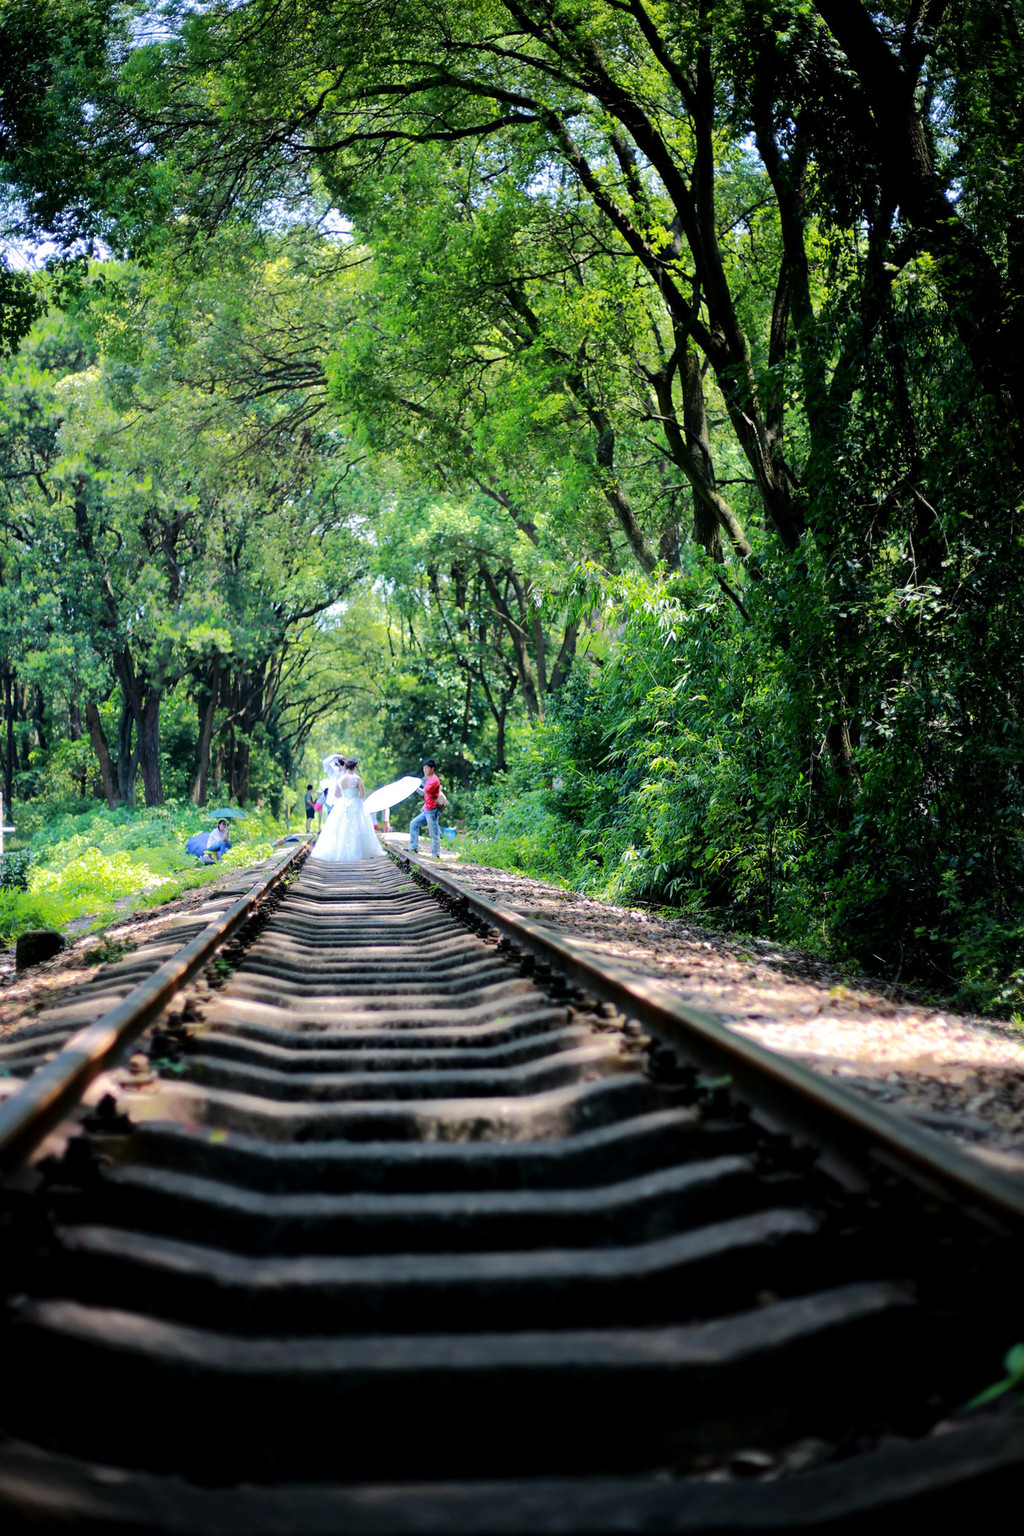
[0,0,132,350]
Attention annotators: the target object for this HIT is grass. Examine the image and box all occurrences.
[457,808,622,901]
[457,829,581,885]
[0,799,289,945]
[80,936,138,967]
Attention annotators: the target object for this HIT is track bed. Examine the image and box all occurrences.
[1,853,1022,1530]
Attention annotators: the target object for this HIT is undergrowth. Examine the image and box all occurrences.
[0,800,284,945]
[457,593,1024,1024]
[459,809,1024,1018]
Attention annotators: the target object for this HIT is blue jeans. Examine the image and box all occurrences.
[409,807,440,856]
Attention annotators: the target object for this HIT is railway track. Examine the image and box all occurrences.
[0,844,1022,1531]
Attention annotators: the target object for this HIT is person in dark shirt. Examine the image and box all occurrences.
[409,759,442,857]
[304,784,315,833]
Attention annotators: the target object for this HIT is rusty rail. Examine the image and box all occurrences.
[0,841,308,1177]
[394,846,1024,1231]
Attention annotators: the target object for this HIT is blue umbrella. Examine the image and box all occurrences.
[206,808,247,819]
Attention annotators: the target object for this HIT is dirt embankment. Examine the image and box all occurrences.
[0,862,272,1042]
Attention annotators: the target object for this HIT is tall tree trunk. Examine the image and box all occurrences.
[531,611,548,699]
[457,669,473,788]
[495,701,508,774]
[593,423,660,574]
[477,562,541,719]
[478,670,516,774]
[32,686,46,751]
[226,724,237,801]
[18,685,31,771]
[651,359,751,561]
[113,648,164,806]
[135,691,163,807]
[549,621,579,694]
[68,701,83,741]
[681,347,724,562]
[3,667,14,810]
[191,658,220,806]
[85,701,119,809]
[659,516,682,569]
[234,738,251,805]
[116,703,137,807]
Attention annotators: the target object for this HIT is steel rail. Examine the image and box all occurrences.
[393,847,1024,1230]
[0,841,308,1178]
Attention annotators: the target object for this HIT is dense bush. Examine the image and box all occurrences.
[3,0,1023,1023]
[463,560,1024,1017]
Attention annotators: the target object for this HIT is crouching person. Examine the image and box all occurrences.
[187,819,232,864]
[204,819,232,861]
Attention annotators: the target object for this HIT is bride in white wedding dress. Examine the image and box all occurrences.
[312,755,386,861]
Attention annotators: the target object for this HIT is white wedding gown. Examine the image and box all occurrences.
[312,765,386,861]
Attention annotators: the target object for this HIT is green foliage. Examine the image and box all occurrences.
[461,776,588,890]
[2,0,1023,1020]
[964,1343,1024,1412]
[0,265,45,358]
[81,934,137,967]
[0,849,32,891]
[0,249,375,812]
[0,802,282,943]
[464,560,1024,1015]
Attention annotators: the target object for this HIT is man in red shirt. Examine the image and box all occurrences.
[409,758,442,857]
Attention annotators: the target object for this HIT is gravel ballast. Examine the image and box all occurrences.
[448,857,1024,1172]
